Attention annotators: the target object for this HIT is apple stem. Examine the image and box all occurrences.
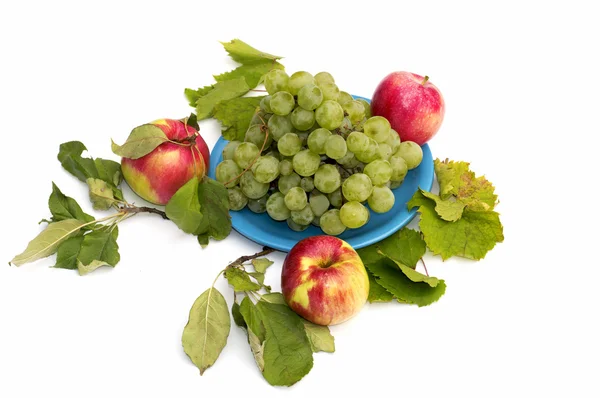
[422,76,429,86]
[420,258,429,276]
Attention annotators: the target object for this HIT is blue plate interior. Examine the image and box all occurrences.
[209,95,434,252]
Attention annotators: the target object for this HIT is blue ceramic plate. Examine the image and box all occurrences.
[209,96,434,252]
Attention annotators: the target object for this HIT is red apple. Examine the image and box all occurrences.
[281,235,369,326]
[121,118,210,205]
[371,71,445,146]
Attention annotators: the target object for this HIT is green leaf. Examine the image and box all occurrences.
[197,233,209,248]
[195,178,232,243]
[77,226,120,274]
[357,228,426,269]
[54,235,84,270]
[182,287,231,375]
[214,61,284,89]
[408,191,504,260]
[48,182,94,224]
[213,96,264,141]
[256,301,313,386]
[182,113,199,131]
[248,272,265,285]
[86,178,116,210]
[420,190,466,221]
[184,86,214,107]
[261,292,286,305]
[231,302,246,328]
[434,158,497,211]
[165,178,204,234]
[366,269,394,303]
[366,257,446,307]
[252,258,273,273]
[301,320,335,353]
[11,219,86,266]
[239,297,265,341]
[195,78,250,120]
[57,141,99,182]
[94,158,123,187]
[225,267,261,292]
[221,39,282,64]
[111,124,169,159]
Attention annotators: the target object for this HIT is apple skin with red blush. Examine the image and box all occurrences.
[121,119,210,205]
[281,236,369,326]
[371,71,445,146]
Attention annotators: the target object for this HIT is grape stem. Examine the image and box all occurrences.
[420,257,429,276]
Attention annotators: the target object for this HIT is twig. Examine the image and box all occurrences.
[420,257,429,277]
[121,205,168,220]
[227,247,276,268]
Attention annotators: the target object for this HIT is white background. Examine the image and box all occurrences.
[1,1,598,397]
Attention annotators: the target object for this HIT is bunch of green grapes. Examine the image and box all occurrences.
[215,70,423,236]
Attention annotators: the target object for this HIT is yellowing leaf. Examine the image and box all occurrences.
[301,320,335,353]
[434,158,497,210]
[11,219,86,266]
[225,267,261,292]
[86,178,115,210]
[252,258,273,273]
[195,78,250,120]
[111,124,168,160]
[221,39,282,64]
[182,287,231,375]
[420,189,466,221]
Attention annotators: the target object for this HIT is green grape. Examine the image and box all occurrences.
[386,129,401,153]
[309,192,330,217]
[240,171,269,199]
[337,91,353,105]
[353,117,367,132]
[377,143,393,161]
[233,142,260,169]
[314,71,335,85]
[267,115,293,142]
[284,186,308,211]
[279,159,293,176]
[314,164,342,194]
[227,186,248,211]
[251,156,280,183]
[325,135,347,160]
[264,69,289,94]
[315,100,344,130]
[290,107,316,131]
[248,194,268,213]
[300,177,314,192]
[337,150,359,168]
[288,71,315,96]
[293,149,321,177]
[297,84,323,110]
[338,117,353,135]
[396,141,423,169]
[364,159,392,186]
[222,140,241,161]
[216,159,242,188]
[342,173,373,202]
[277,133,302,157]
[389,179,404,189]
[291,204,315,226]
[364,116,391,143]
[266,192,291,221]
[342,100,366,124]
[356,99,372,118]
[340,201,369,229]
[368,186,395,213]
[327,188,343,208]
[307,128,332,154]
[319,209,346,235]
[346,131,369,154]
[354,138,379,163]
[260,96,272,113]
[319,82,340,101]
[245,124,273,149]
[270,91,295,116]
[389,154,408,182]
[278,172,301,194]
[287,218,309,232]
[311,216,321,227]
